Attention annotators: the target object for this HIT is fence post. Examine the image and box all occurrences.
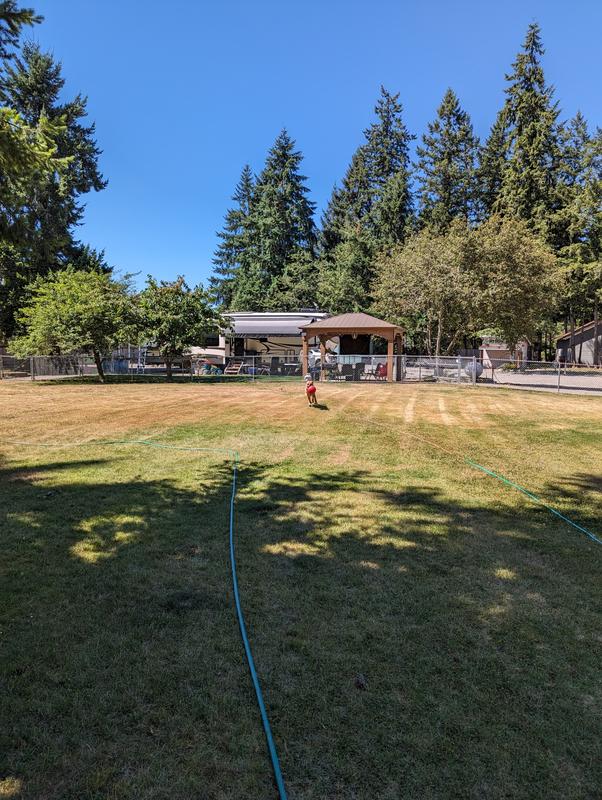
[557,361,561,393]
[0,354,3,380]
[418,362,422,382]
[457,358,462,386]
[30,356,35,381]
[472,356,477,386]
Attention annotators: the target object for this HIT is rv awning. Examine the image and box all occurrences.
[227,321,308,336]
[224,312,328,337]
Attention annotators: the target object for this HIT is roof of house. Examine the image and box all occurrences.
[300,312,403,334]
[556,320,600,342]
[224,311,329,337]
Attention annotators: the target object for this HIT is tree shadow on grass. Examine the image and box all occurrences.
[232,462,602,800]
[0,453,600,799]
[0,452,278,800]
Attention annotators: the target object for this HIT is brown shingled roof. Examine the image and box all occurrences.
[300,312,403,333]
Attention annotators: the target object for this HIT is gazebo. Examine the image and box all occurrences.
[300,312,404,382]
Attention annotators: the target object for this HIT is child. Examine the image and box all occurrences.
[304,373,317,407]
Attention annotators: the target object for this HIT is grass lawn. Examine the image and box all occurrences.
[1,381,601,799]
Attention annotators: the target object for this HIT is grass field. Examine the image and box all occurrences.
[1,381,601,800]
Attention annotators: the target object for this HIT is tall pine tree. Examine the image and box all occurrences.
[416,88,480,231]
[318,87,414,312]
[478,107,509,219]
[229,129,317,310]
[494,23,560,241]
[321,87,414,253]
[210,164,254,308]
[1,42,106,272]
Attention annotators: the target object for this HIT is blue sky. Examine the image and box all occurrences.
[31,0,602,287]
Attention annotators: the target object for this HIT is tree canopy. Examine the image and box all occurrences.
[10,267,132,380]
[138,276,221,380]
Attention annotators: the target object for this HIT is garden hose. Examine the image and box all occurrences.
[351,417,601,546]
[0,438,288,800]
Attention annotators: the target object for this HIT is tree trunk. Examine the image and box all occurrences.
[444,330,461,356]
[92,349,105,383]
[594,301,600,367]
[435,312,443,357]
[166,357,173,382]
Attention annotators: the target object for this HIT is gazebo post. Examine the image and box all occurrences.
[387,336,394,382]
[319,335,327,382]
[301,334,309,377]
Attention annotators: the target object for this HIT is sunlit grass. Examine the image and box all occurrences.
[0,382,600,799]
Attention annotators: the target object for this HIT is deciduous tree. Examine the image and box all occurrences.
[10,268,132,381]
[139,277,221,380]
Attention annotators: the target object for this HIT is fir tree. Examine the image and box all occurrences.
[318,87,414,311]
[320,147,372,252]
[364,86,414,237]
[416,88,480,231]
[554,115,602,336]
[494,23,560,240]
[0,1,41,62]
[321,87,414,253]
[478,108,509,219]
[230,129,317,310]
[317,228,371,314]
[210,164,254,308]
[1,43,106,272]
[268,249,318,311]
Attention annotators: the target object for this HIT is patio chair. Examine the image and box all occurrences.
[375,363,387,380]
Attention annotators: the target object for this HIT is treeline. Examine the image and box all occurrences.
[0,1,108,343]
[211,24,601,357]
[0,2,222,376]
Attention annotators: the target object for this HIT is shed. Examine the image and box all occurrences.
[556,320,602,366]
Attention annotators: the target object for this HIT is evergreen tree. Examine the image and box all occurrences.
[1,42,107,272]
[478,108,509,219]
[416,88,480,231]
[321,87,414,253]
[494,23,560,240]
[230,129,317,310]
[320,147,372,252]
[318,87,414,311]
[317,224,372,314]
[210,164,254,308]
[554,116,602,338]
[364,86,414,242]
[268,249,318,311]
[554,113,601,259]
[0,1,40,62]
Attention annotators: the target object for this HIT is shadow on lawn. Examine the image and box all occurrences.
[0,452,600,800]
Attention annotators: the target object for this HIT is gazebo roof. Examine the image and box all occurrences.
[300,312,403,336]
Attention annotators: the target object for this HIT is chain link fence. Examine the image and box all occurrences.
[1,352,601,393]
[480,359,602,393]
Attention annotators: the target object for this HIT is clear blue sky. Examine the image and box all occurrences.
[31,0,602,287]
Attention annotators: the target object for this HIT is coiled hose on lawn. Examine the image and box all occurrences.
[0,438,289,800]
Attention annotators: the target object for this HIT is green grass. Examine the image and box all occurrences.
[1,384,601,799]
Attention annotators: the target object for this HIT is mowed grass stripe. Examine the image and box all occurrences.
[0,381,600,799]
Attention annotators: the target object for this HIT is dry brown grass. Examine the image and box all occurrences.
[1,380,601,799]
